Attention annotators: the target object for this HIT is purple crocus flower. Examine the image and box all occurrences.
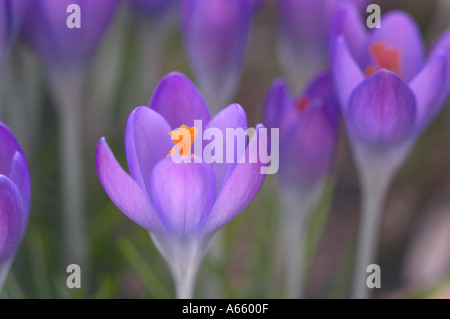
[277,0,368,94]
[21,0,121,69]
[181,0,253,113]
[263,72,338,298]
[331,4,450,298]
[0,123,30,292]
[0,0,27,76]
[96,72,267,298]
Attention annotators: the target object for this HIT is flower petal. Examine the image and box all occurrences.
[329,2,367,66]
[346,70,416,146]
[149,156,216,236]
[409,54,447,131]
[365,11,424,81]
[204,103,248,193]
[95,138,165,234]
[7,151,31,217]
[149,72,211,129]
[21,0,120,66]
[429,26,450,99]
[331,36,364,112]
[181,0,251,111]
[0,123,24,177]
[0,175,23,262]
[203,124,267,236]
[125,106,173,194]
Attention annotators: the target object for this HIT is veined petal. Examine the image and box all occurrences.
[365,11,424,81]
[125,106,173,194]
[149,157,216,236]
[203,124,267,236]
[149,72,211,129]
[347,70,416,146]
[95,138,165,234]
[331,36,364,112]
[409,54,447,131]
[205,103,247,193]
[0,175,23,262]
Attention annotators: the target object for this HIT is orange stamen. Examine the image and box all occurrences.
[365,42,402,77]
[167,125,198,157]
[296,95,311,114]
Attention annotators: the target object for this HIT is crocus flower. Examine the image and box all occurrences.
[0,0,27,78]
[21,0,121,69]
[96,72,267,298]
[277,0,368,94]
[0,123,30,292]
[263,72,338,298]
[181,0,253,113]
[331,4,450,298]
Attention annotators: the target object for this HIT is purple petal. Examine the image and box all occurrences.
[21,0,120,67]
[149,157,216,236]
[364,11,424,81]
[203,124,267,236]
[0,123,24,177]
[409,54,447,131]
[0,175,24,262]
[181,0,251,110]
[130,0,178,18]
[204,103,247,192]
[263,79,295,136]
[7,151,31,217]
[429,26,450,99]
[346,70,416,146]
[331,36,364,112]
[279,99,338,186]
[125,106,173,194]
[149,72,211,128]
[329,2,367,66]
[95,138,165,234]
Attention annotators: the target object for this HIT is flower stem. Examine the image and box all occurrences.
[49,69,88,271]
[0,257,13,295]
[351,166,392,299]
[279,184,322,299]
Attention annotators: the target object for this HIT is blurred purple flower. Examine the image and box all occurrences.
[264,72,339,188]
[0,123,30,292]
[181,0,254,113]
[21,0,121,68]
[331,5,450,298]
[96,72,267,298]
[277,0,368,93]
[0,0,27,74]
[263,72,338,298]
[331,5,449,158]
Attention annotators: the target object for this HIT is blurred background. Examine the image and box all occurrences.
[1,0,449,298]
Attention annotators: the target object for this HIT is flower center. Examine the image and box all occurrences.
[296,95,311,114]
[365,42,402,77]
[167,125,198,157]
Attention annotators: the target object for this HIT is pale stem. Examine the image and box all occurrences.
[49,68,88,271]
[0,257,14,295]
[279,183,322,299]
[351,166,392,299]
